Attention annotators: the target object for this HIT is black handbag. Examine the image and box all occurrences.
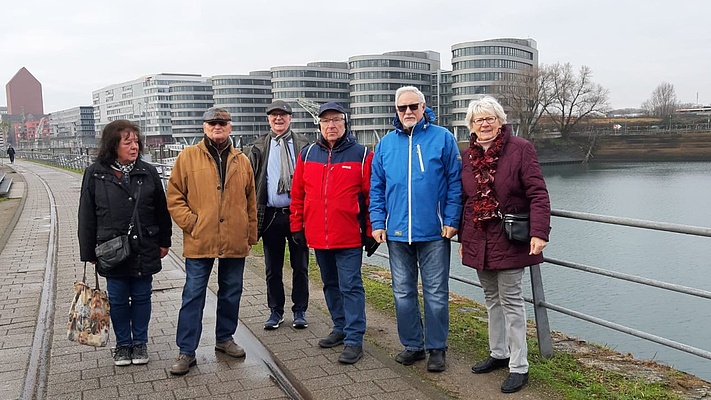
[95,234,132,270]
[501,212,530,243]
[95,181,142,271]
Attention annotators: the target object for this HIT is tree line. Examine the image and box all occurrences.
[494,63,684,139]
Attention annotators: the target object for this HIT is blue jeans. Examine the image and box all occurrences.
[314,247,366,346]
[176,258,245,356]
[106,275,153,347]
[387,239,451,351]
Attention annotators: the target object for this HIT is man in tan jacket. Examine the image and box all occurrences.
[166,107,257,375]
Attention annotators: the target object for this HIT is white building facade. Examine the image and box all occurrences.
[92,73,211,146]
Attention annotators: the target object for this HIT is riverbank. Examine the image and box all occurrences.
[536,132,711,164]
[456,131,711,165]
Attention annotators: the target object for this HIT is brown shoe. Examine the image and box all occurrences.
[215,340,246,358]
[170,354,196,376]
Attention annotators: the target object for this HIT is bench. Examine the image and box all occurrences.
[0,173,12,197]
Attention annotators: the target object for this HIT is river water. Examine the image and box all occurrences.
[369,161,711,382]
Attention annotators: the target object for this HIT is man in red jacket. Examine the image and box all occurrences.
[290,102,378,365]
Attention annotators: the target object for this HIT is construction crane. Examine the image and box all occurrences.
[295,98,321,126]
[34,117,48,139]
[295,99,322,140]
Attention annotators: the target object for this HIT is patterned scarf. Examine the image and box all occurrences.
[111,160,136,185]
[468,132,505,228]
[269,130,294,195]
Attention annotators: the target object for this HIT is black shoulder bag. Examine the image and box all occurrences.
[501,211,530,243]
[95,180,143,271]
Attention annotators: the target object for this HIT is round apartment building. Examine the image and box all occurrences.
[348,51,442,144]
[451,38,538,140]
[212,72,273,147]
[270,62,350,142]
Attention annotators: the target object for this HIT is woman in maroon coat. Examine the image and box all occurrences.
[458,96,550,394]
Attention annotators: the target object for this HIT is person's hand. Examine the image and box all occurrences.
[530,236,547,255]
[291,230,307,248]
[441,226,457,239]
[372,229,387,243]
[160,247,169,258]
[458,244,463,259]
[364,236,380,257]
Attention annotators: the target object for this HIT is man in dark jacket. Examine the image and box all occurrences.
[247,100,310,330]
[290,102,377,365]
[7,145,15,163]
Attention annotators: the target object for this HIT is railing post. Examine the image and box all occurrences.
[529,264,554,358]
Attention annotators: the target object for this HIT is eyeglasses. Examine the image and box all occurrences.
[269,113,289,119]
[319,117,345,124]
[472,116,498,125]
[206,120,229,127]
[396,103,421,112]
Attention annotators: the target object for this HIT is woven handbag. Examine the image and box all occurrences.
[67,263,111,347]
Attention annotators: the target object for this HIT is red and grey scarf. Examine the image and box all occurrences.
[468,132,504,228]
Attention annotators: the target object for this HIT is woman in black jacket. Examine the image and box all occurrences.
[78,120,172,366]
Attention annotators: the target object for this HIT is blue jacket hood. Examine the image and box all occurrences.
[391,107,437,132]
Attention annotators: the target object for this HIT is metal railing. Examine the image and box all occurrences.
[15,153,711,364]
[371,209,711,364]
[16,151,93,170]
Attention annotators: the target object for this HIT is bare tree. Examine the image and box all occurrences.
[544,63,610,137]
[642,82,678,118]
[494,66,552,139]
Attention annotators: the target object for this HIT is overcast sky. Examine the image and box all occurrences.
[1,0,709,113]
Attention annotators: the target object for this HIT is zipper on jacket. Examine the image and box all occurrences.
[416,144,425,172]
[323,149,332,248]
[408,134,412,244]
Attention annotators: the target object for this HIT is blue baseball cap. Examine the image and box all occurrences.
[318,102,346,117]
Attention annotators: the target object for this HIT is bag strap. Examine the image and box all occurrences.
[128,180,143,242]
[82,262,101,290]
[93,264,101,290]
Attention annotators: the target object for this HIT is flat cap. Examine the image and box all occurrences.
[203,107,231,122]
[266,100,292,115]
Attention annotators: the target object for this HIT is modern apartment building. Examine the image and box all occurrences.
[168,81,214,145]
[270,62,350,141]
[451,38,538,139]
[48,106,96,148]
[81,37,537,149]
[348,51,443,143]
[92,73,211,146]
[212,71,272,147]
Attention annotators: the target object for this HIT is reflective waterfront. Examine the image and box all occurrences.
[370,161,711,382]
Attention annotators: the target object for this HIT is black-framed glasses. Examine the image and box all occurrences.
[206,120,229,127]
[396,103,421,112]
[269,113,289,119]
[319,117,345,124]
[472,116,497,125]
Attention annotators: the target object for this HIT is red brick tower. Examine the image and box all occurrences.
[6,67,44,116]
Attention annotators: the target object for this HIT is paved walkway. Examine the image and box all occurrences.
[0,160,542,400]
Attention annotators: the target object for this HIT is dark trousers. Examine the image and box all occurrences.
[262,207,309,315]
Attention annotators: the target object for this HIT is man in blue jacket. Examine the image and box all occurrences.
[370,86,462,372]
